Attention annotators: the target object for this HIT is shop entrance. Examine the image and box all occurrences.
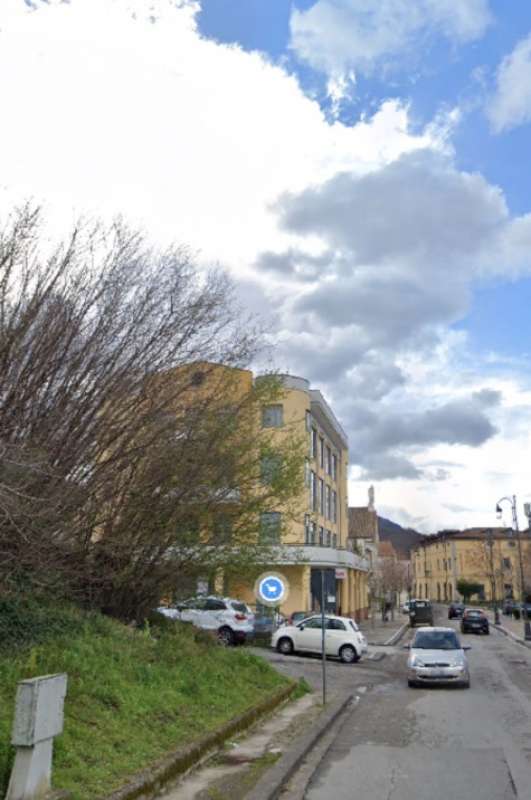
[310,568,338,613]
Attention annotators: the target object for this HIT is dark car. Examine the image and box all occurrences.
[409,600,434,628]
[448,603,465,619]
[461,608,489,634]
[511,602,531,620]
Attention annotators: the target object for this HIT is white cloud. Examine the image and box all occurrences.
[1,0,530,533]
[0,0,436,274]
[290,0,492,78]
[488,33,531,133]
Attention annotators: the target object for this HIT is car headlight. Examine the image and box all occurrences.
[410,656,425,667]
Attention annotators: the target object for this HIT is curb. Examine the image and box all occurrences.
[245,693,353,800]
[494,623,531,649]
[100,682,297,800]
[383,621,409,647]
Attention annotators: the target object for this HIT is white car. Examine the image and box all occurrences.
[271,614,367,663]
[158,596,255,646]
[406,626,471,688]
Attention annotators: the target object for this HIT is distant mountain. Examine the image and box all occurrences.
[377,516,425,559]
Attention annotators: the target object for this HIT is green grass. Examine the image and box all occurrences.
[0,601,290,800]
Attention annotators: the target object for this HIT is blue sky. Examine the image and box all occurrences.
[198,0,531,361]
[2,0,531,530]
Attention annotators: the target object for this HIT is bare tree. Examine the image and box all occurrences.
[0,204,304,619]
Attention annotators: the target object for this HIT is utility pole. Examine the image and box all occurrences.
[320,569,327,706]
[496,496,531,640]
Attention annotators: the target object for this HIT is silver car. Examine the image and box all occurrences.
[406,626,471,688]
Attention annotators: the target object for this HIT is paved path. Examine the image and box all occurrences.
[359,612,408,645]
[299,607,531,800]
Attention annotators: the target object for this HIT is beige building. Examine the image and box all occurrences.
[412,528,531,603]
[231,374,369,620]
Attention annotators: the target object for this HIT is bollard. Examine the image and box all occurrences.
[6,673,67,800]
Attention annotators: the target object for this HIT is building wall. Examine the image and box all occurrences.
[232,373,368,619]
[413,535,531,602]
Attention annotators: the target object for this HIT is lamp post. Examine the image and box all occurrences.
[486,528,500,626]
[496,496,531,640]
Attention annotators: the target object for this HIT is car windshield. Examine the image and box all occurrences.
[413,631,461,650]
[231,602,248,613]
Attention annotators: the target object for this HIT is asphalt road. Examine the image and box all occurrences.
[262,607,531,799]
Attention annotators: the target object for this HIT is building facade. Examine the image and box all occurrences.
[231,374,369,620]
[412,528,531,603]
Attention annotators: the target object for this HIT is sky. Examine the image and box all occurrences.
[1,0,531,532]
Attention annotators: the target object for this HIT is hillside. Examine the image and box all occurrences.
[378,516,425,558]
[0,599,291,800]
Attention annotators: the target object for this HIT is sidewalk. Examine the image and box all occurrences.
[358,612,409,645]
[484,609,531,646]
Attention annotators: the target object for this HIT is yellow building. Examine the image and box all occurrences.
[231,374,369,620]
[412,528,531,603]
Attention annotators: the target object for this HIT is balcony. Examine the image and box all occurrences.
[269,543,369,572]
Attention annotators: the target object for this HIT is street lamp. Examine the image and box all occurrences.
[496,495,531,641]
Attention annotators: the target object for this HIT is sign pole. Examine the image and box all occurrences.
[321,568,326,706]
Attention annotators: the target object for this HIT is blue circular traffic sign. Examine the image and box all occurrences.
[255,572,289,607]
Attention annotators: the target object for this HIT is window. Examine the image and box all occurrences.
[311,428,318,458]
[205,598,226,611]
[310,471,317,511]
[327,618,346,631]
[190,370,205,386]
[186,597,207,610]
[326,529,331,546]
[212,514,232,543]
[332,533,337,548]
[503,557,511,570]
[508,541,516,548]
[304,458,310,487]
[260,454,281,485]
[259,512,281,543]
[319,526,324,546]
[319,478,324,513]
[302,617,324,629]
[325,485,331,520]
[305,410,312,431]
[262,404,283,428]
[310,521,316,544]
[326,446,331,475]
[332,491,337,523]
[332,454,338,481]
[319,437,324,468]
[304,514,310,544]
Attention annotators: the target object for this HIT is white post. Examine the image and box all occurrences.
[7,673,67,800]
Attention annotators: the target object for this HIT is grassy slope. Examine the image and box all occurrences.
[0,601,289,800]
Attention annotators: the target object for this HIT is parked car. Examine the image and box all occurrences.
[157,596,254,645]
[448,603,465,619]
[408,600,434,628]
[460,608,489,635]
[402,600,411,615]
[271,614,368,663]
[406,627,471,688]
[514,602,531,620]
[250,607,285,636]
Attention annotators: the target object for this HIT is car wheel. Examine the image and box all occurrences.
[485,628,490,635]
[408,679,417,688]
[339,644,358,664]
[462,679,471,689]
[218,626,234,647]
[277,637,294,655]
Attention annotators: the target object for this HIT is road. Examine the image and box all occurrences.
[267,607,531,799]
